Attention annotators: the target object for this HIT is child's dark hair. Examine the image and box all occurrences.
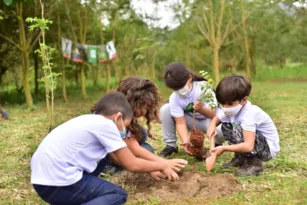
[216,74,251,105]
[164,62,206,90]
[95,91,133,120]
[116,76,160,140]
[91,77,160,141]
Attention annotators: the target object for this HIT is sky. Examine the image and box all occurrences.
[84,0,307,29]
[130,0,184,29]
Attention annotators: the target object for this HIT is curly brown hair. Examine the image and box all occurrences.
[91,76,160,141]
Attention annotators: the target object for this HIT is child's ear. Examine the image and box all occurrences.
[115,112,123,124]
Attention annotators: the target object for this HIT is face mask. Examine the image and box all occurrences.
[119,118,126,139]
[222,103,242,118]
[175,84,192,97]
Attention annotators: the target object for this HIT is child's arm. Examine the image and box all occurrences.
[124,137,186,167]
[211,130,256,156]
[193,99,215,119]
[112,147,186,180]
[174,116,193,154]
[206,116,221,139]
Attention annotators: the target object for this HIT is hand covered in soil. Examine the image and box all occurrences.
[193,99,204,112]
[210,146,225,157]
[180,142,193,155]
[149,171,166,181]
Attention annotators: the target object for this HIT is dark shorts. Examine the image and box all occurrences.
[221,123,272,161]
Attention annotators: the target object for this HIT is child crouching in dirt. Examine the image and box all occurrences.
[207,75,280,176]
[92,76,188,181]
[31,92,187,205]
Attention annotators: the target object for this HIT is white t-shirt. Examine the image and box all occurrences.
[216,101,280,157]
[169,81,217,120]
[30,114,126,186]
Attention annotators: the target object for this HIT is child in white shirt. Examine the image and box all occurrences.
[31,92,187,205]
[159,62,223,157]
[207,74,280,176]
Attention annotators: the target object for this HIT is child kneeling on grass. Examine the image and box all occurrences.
[207,75,280,177]
[30,92,187,205]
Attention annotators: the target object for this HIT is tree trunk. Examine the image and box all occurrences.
[212,47,220,82]
[78,7,88,98]
[249,36,256,77]
[105,62,111,93]
[21,51,33,107]
[57,6,68,103]
[93,66,98,86]
[80,63,86,97]
[75,68,79,87]
[231,56,237,73]
[17,2,33,107]
[34,49,39,97]
[62,60,68,102]
[241,2,250,78]
[151,48,156,80]
[16,2,33,107]
[243,35,250,78]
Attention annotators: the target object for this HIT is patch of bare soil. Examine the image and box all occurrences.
[267,77,307,83]
[111,171,241,201]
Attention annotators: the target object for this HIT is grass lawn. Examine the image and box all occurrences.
[0,67,306,204]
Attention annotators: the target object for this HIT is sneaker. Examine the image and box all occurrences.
[235,157,264,177]
[159,145,178,157]
[223,153,245,168]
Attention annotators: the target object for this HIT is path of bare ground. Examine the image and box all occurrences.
[111,171,241,202]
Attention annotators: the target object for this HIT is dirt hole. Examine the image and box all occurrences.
[111,171,241,201]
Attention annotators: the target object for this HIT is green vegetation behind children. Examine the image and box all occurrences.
[31,92,187,205]
[207,74,280,176]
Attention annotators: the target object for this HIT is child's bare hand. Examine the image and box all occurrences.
[180,142,193,155]
[149,171,166,181]
[193,99,203,112]
[206,126,217,139]
[166,159,188,172]
[162,166,179,181]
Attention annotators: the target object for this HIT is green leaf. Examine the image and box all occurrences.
[4,0,13,6]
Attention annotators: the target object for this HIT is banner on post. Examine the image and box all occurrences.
[106,41,117,60]
[61,37,72,60]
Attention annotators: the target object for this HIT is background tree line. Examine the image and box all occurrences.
[0,0,306,107]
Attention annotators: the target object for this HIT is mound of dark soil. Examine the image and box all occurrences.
[111,171,241,201]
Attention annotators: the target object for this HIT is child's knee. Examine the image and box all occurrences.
[117,186,128,203]
[159,103,170,121]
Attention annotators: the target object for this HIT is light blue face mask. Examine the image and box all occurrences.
[119,118,126,139]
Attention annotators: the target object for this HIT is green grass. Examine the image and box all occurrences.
[0,66,307,204]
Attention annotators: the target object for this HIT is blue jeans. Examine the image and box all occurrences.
[138,125,154,153]
[33,156,127,205]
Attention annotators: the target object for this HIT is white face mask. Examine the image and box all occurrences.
[175,84,192,97]
[222,103,242,118]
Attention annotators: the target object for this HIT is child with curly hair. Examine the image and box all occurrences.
[91,76,187,180]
